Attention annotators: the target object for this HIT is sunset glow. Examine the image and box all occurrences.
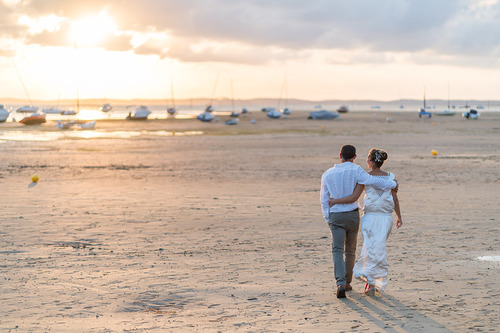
[71,13,116,47]
[1,1,500,102]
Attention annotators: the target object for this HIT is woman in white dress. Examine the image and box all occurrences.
[329,148,402,295]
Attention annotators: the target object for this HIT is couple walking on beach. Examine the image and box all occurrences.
[320,144,403,298]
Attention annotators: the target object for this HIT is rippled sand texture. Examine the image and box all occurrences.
[1,111,499,331]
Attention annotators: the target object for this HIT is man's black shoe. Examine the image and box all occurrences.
[337,285,346,298]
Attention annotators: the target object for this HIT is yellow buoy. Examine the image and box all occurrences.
[432,122,435,126]
[431,150,438,156]
[31,174,39,183]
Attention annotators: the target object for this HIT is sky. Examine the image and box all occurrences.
[1,0,500,102]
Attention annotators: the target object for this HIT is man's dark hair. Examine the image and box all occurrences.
[340,145,356,160]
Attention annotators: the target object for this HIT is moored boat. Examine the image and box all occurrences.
[197,112,214,122]
[267,109,281,119]
[308,110,339,120]
[99,103,112,112]
[61,110,78,115]
[17,105,38,113]
[43,107,64,114]
[126,105,151,120]
[463,109,479,119]
[0,105,10,122]
[337,105,349,113]
[434,110,456,116]
[20,112,46,125]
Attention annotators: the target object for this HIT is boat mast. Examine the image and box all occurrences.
[447,81,450,109]
[170,79,175,108]
[423,88,426,109]
[231,78,235,112]
[209,72,220,107]
[12,60,34,106]
[74,41,80,113]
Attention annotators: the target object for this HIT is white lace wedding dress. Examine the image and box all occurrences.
[353,172,395,291]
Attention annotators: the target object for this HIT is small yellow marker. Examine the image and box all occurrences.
[431,150,438,156]
[31,174,39,183]
[432,122,435,126]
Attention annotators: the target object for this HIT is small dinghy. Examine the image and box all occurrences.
[434,110,456,116]
[197,112,214,122]
[77,120,96,129]
[224,118,239,125]
[267,109,281,119]
[99,103,112,112]
[20,112,46,125]
[126,106,152,120]
[17,105,38,113]
[55,120,75,129]
[337,105,349,113]
[307,110,339,120]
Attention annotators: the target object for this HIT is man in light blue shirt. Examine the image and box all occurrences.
[320,144,397,298]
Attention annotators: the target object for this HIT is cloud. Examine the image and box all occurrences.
[4,0,500,66]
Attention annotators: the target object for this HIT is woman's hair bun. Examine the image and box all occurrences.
[369,148,388,166]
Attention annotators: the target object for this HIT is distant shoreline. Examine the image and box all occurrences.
[1,97,499,109]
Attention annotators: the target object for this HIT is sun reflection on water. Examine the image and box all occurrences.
[0,130,203,141]
[76,109,106,120]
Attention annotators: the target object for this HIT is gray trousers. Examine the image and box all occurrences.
[328,209,360,286]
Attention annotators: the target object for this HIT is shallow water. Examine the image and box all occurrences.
[477,256,500,262]
[0,130,203,141]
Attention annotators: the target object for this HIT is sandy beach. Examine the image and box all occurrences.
[1,110,499,332]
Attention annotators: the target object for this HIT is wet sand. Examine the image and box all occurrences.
[1,111,499,331]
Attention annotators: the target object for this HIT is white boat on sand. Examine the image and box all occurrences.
[56,120,96,129]
[126,106,151,120]
[78,120,96,129]
[463,109,479,119]
[55,120,75,129]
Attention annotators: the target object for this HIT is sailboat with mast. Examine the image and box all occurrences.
[12,61,40,114]
[55,41,95,129]
[12,62,46,124]
[434,82,456,116]
[197,74,218,122]
[418,89,432,118]
[43,90,64,114]
[280,76,291,115]
[167,80,176,115]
